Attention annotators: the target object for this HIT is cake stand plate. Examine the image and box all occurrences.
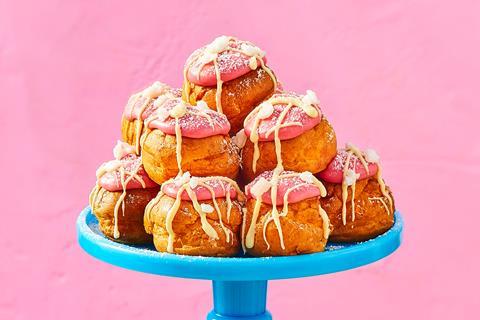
[77,207,403,319]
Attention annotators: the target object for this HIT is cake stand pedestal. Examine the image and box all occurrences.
[76,207,403,320]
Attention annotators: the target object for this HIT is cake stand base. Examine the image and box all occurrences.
[207,310,272,320]
[207,280,271,320]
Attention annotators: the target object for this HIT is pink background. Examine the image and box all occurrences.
[1,0,479,319]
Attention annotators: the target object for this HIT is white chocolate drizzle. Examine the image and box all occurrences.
[145,174,245,253]
[375,164,394,213]
[244,170,329,252]
[174,117,183,174]
[90,151,147,239]
[143,99,218,175]
[338,144,393,225]
[184,36,277,115]
[242,90,329,252]
[123,81,176,154]
[369,197,391,216]
[244,91,321,173]
[241,207,248,253]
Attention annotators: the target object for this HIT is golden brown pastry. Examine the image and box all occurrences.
[121,81,181,154]
[141,97,240,184]
[182,36,277,133]
[89,141,159,244]
[317,144,395,242]
[144,174,244,256]
[240,90,337,182]
[242,170,331,256]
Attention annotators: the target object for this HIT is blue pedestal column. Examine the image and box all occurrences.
[207,280,272,320]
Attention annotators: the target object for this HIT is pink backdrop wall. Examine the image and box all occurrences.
[1,0,479,319]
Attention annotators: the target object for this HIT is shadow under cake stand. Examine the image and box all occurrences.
[76,206,403,320]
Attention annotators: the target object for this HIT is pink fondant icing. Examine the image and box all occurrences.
[98,154,158,192]
[146,98,230,138]
[245,170,321,205]
[244,92,322,141]
[317,149,379,183]
[122,87,181,121]
[162,178,238,201]
[185,38,268,87]
[140,89,183,121]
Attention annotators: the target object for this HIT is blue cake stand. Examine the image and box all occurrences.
[77,207,403,319]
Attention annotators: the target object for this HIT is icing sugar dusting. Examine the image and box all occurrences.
[217,50,249,74]
[123,84,181,121]
[331,150,364,171]
[185,37,267,85]
[146,98,230,138]
[246,170,322,204]
[97,154,157,191]
[122,87,182,121]
[259,170,314,192]
[163,176,239,200]
[318,146,380,183]
[187,44,248,74]
[244,91,322,141]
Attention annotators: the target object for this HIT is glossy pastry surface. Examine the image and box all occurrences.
[321,177,394,242]
[318,144,395,242]
[90,141,159,243]
[183,36,276,133]
[241,90,337,182]
[121,81,181,153]
[242,170,330,256]
[141,97,240,184]
[144,174,244,256]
